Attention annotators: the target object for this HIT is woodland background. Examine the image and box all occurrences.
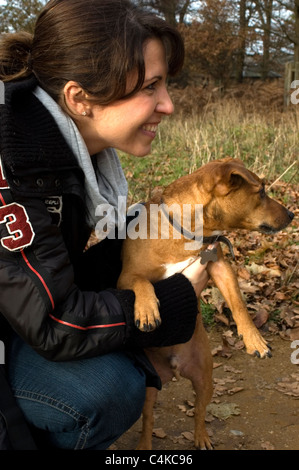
[0,0,298,338]
[1,0,299,83]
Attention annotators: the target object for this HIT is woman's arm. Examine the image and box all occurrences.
[0,191,200,360]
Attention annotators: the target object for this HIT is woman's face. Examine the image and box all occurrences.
[77,39,174,156]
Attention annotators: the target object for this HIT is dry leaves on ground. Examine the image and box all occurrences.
[276,372,299,398]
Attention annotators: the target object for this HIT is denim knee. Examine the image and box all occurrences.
[73,353,147,449]
[7,337,146,449]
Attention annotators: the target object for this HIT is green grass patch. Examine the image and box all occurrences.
[200,301,216,327]
[119,100,298,205]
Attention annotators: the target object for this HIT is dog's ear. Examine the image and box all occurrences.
[214,161,261,196]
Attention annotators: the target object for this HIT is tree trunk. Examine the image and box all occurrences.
[261,0,273,80]
[179,0,191,24]
[235,0,247,82]
[159,0,177,26]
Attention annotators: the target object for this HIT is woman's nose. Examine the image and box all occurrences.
[155,88,174,115]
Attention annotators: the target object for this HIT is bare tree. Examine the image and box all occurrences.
[136,0,196,25]
[180,0,241,86]
[275,0,299,62]
[235,0,257,82]
[294,0,299,62]
[253,0,274,79]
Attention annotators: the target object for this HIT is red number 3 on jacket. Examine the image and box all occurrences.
[0,158,9,190]
[0,203,35,251]
[0,158,34,251]
[0,160,35,251]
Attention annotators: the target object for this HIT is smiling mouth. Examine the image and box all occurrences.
[141,124,159,134]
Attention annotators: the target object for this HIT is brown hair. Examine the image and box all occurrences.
[0,0,184,104]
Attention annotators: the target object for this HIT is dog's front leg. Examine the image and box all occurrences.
[136,387,158,450]
[207,246,271,358]
[117,273,161,331]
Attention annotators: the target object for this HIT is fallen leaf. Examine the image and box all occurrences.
[207,402,241,420]
[290,328,299,341]
[152,428,167,439]
[246,262,267,276]
[223,366,242,374]
[185,400,194,407]
[215,313,230,326]
[213,384,228,396]
[228,387,244,395]
[237,267,251,280]
[209,287,226,314]
[230,429,244,436]
[211,345,223,356]
[238,280,260,294]
[274,292,288,301]
[222,331,236,346]
[178,405,187,413]
[253,308,270,328]
[234,340,245,350]
[181,431,194,442]
[213,362,223,369]
[261,441,275,450]
[276,375,299,397]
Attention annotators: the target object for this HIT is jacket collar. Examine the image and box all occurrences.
[0,77,80,180]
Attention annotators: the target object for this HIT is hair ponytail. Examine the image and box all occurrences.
[0,31,34,82]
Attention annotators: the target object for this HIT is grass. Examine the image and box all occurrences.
[119,96,299,206]
[200,301,216,326]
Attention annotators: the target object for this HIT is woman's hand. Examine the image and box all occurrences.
[182,245,216,297]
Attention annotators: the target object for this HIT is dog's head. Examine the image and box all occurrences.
[200,157,294,233]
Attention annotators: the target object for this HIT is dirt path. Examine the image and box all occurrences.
[112,328,299,451]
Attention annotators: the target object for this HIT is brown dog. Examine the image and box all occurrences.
[117,157,294,450]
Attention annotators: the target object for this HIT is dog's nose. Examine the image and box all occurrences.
[287,210,294,221]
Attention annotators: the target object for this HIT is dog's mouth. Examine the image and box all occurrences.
[258,211,294,234]
[258,223,279,234]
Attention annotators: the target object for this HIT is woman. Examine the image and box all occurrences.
[0,0,211,449]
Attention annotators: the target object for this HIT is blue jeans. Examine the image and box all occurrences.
[7,335,146,449]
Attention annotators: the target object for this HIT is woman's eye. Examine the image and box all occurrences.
[145,82,157,91]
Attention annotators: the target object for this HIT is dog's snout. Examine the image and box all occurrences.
[287,209,294,221]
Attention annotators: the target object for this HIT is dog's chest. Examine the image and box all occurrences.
[161,257,197,279]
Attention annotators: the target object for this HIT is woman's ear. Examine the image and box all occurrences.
[62,81,91,117]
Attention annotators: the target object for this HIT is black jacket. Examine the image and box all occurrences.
[0,77,198,372]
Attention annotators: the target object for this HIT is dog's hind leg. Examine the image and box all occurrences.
[136,387,158,450]
[179,314,214,450]
[191,317,213,450]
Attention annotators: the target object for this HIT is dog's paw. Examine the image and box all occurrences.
[134,296,161,332]
[194,430,214,450]
[240,328,272,358]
